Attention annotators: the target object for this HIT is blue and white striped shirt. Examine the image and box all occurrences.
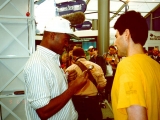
[23,45,77,120]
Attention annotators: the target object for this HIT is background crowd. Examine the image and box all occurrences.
[60,45,160,75]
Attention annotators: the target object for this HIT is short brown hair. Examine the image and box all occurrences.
[73,48,85,57]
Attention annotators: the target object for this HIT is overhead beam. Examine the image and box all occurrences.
[85,0,90,5]
[110,1,129,21]
[144,3,160,18]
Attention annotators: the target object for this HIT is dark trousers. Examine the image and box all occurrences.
[72,96,102,120]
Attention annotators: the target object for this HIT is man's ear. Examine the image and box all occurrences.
[125,29,130,36]
[124,29,131,41]
[50,32,55,40]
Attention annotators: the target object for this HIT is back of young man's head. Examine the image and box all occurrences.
[73,47,85,57]
[114,10,148,46]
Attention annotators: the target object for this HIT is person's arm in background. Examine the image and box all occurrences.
[127,105,148,120]
[96,67,107,93]
[101,56,107,76]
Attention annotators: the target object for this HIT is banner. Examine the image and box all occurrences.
[149,31,160,40]
[56,0,87,16]
[75,21,92,30]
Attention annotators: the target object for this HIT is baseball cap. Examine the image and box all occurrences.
[44,17,81,40]
[88,46,94,52]
[88,46,93,49]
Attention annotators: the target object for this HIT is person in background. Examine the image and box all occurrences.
[89,47,107,108]
[23,17,88,120]
[143,47,148,56]
[87,46,94,60]
[111,10,160,120]
[68,44,77,66]
[89,48,106,76]
[106,45,119,76]
[66,47,107,120]
[157,51,160,64]
[60,51,69,71]
[150,47,159,63]
[147,48,153,56]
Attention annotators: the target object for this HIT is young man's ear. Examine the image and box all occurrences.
[124,29,131,41]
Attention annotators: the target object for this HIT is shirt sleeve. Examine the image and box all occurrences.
[24,63,51,110]
[117,64,147,114]
[92,65,107,88]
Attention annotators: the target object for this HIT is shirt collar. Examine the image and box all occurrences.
[76,57,86,62]
[37,45,60,66]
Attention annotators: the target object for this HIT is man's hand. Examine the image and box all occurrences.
[66,70,77,82]
[97,84,105,93]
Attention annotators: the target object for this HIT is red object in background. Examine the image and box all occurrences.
[26,12,30,17]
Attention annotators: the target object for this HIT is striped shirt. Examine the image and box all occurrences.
[23,45,78,120]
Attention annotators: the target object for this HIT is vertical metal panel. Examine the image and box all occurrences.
[0,0,35,119]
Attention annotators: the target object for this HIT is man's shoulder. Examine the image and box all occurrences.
[24,52,47,70]
[66,63,79,71]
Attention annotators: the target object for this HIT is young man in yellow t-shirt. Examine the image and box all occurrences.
[111,10,160,120]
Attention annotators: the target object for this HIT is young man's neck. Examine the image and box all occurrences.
[127,43,144,57]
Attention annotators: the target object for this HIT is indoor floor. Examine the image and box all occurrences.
[102,99,114,120]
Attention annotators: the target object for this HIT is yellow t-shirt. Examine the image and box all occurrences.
[111,54,160,120]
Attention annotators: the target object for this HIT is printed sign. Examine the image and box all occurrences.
[149,31,160,40]
[56,0,87,16]
[75,21,92,30]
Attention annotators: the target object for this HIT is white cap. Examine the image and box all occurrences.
[44,17,80,40]
[88,46,93,49]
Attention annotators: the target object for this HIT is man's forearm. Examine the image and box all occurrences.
[36,87,74,120]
